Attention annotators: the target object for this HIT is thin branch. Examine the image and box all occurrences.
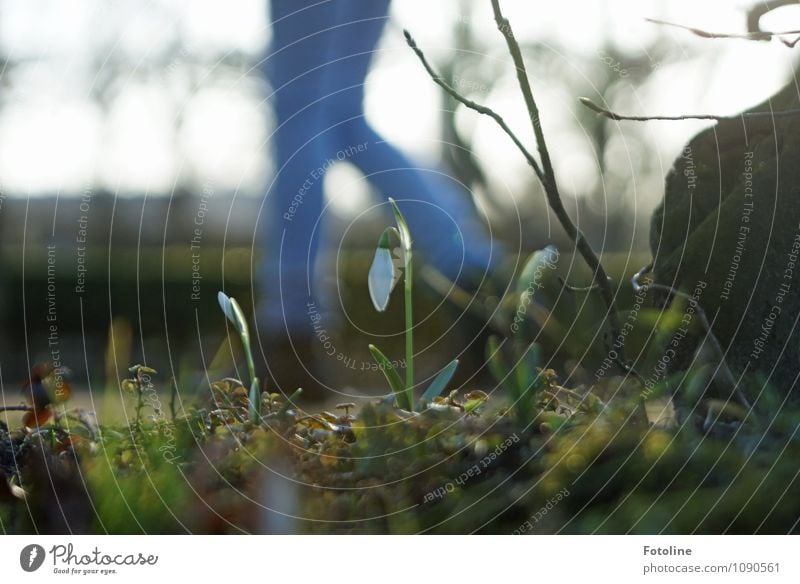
[632,265,753,413]
[646,17,800,46]
[0,405,32,412]
[488,0,629,367]
[403,31,546,185]
[559,276,605,292]
[631,262,654,293]
[580,97,800,122]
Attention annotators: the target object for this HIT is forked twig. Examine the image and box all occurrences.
[402,30,546,185]
[559,276,605,292]
[0,405,32,413]
[490,0,630,373]
[646,17,800,46]
[405,0,630,373]
[580,97,800,122]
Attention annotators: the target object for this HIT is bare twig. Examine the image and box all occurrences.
[488,0,629,368]
[632,264,753,412]
[0,405,32,413]
[405,3,630,372]
[402,30,546,185]
[580,97,800,122]
[558,276,605,292]
[646,17,800,46]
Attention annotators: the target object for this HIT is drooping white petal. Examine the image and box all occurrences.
[218,291,235,323]
[218,290,249,340]
[368,247,398,312]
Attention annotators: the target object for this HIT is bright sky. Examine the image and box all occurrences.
[0,0,797,211]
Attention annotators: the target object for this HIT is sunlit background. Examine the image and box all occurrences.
[0,0,797,211]
[1,0,799,398]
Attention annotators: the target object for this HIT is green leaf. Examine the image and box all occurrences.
[368,344,408,409]
[485,336,512,392]
[516,245,558,296]
[420,359,459,408]
[464,390,489,414]
[388,197,412,252]
[464,399,486,414]
[277,388,303,417]
[249,377,261,422]
[513,342,541,394]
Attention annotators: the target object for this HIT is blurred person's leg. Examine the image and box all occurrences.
[260,0,339,334]
[324,0,502,284]
[258,0,505,395]
[258,0,349,397]
[260,0,399,338]
[343,123,501,284]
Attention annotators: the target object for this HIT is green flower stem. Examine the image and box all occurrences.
[403,246,414,410]
[244,344,256,392]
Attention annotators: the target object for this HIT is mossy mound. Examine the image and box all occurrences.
[2,373,798,534]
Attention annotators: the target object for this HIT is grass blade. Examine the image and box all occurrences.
[388,198,412,252]
[420,359,459,408]
[516,245,558,296]
[249,378,261,423]
[485,335,511,392]
[277,388,303,417]
[368,344,409,409]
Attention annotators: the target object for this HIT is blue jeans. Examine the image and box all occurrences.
[259,0,502,332]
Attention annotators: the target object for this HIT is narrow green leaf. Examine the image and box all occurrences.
[368,344,408,409]
[249,377,261,422]
[464,398,485,414]
[485,336,512,393]
[516,245,559,296]
[277,388,303,417]
[420,359,459,408]
[515,343,542,424]
[513,341,541,394]
[377,226,400,250]
[388,197,412,252]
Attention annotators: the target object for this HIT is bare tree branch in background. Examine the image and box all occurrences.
[488,0,631,374]
[403,30,547,184]
[0,406,32,413]
[405,1,637,378]
[648,6,800,48]
[580,97,800,122]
